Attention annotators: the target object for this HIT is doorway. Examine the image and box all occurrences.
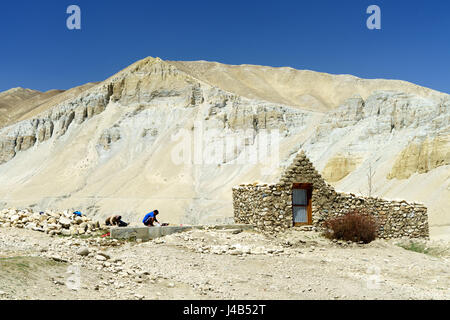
[292,183,312,226]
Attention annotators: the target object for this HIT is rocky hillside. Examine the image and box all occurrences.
[0,84,97,129]
[0,57,448,237]
[0,88,45,127]
[167,60,446,112]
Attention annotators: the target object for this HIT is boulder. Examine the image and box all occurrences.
[47,217,57,224]
[59,217,71,228]
[77,247,90,256]
[97,252,111,260]
[95,255,107,261]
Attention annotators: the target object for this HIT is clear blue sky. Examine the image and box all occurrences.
[0,0,449,93]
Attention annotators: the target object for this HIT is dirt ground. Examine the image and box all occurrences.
[0,226,448,300]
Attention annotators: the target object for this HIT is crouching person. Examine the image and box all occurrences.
[105,215,128,227]
[142,210,160,227]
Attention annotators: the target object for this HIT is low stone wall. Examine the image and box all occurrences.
[110,224,254,240]
[232,151,429,239]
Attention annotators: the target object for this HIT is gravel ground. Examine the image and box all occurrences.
[0,226,448,300]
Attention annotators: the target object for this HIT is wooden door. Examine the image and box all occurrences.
[292,183,312,226]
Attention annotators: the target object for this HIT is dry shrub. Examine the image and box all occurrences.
[323,210,378,243]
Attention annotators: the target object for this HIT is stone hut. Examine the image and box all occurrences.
[232,151,429,239]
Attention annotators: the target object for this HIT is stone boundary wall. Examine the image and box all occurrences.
[232,151,429,239]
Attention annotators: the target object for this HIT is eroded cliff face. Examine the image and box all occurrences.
[387,135,450,179]
[321,153,363,182]
[0,57,448,232]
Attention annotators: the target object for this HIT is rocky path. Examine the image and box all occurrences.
[0,226,449,300]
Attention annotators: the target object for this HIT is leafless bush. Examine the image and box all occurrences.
[323,210,378,243]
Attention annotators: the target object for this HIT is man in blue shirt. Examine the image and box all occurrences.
[73,211,82,217]
[143,210,159,226]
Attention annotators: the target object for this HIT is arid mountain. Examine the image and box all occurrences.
[0,83,97,128]
[14,83,98,123]
[0,87,45,127]
[0,57,448,238]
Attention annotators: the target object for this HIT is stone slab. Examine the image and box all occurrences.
[110,224,253,240]
[110,227,151,241]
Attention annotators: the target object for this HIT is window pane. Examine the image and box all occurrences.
[293,189,307,205]
[293,206,307,223]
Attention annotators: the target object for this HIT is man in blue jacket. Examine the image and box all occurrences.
[143,210,159,227]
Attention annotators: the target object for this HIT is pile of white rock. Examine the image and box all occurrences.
[194,243,286,256]
[0,208,102,236]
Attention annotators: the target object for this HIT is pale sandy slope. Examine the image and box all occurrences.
[167,60,447,112]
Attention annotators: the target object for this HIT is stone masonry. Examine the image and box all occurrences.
[233,151,429,239]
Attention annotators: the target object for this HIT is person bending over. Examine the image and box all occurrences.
[143,210,160,227]
[105,215,126,227]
